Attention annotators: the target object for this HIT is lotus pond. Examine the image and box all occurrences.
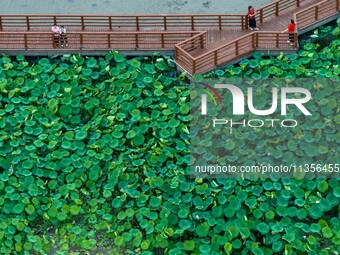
[0,19,339,255]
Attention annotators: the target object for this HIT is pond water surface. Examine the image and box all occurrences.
[1,0,274,14]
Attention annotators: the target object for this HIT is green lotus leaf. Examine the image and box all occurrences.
[13,204,25,214]
[22,160,34,169]
[15,77,25,86]
[33,140,44,148]
[317,180,329,192]
[143,76,153,84]
[82,68,92,76]
[70,205,80,215]
[5,104,15,112]
[153,88,163,96]
[38,58,50,66]
[25,204,36,215]
[132,134,145,146]
[155,60,167,70]
[196,223,209,237]
[56,212,67,221]
[59,105,72,116]
[54,67,63,75]
[114,53,125,63]
[86,58,97,68]
[179,104,189,114]
[183,240,195,251]
[126,130,137,139]
[75,130,88,140]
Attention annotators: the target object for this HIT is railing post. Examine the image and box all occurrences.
[191,16,194,30]
[24,34,28,50]
[294,33,298,48]
[192,59,196,74]
[81,16,85,31]
[108,34,111,48]
[256,33,259,47]
[260,9,263,23]
[219,16,222,30]
[135,34,139,48]
[53,16,57,25]
[275,2,279,16]
[52,34,55,49]
[276,33,279,48]
[161,34,165,48]
[136,16,139,31]
[26,16,30,31]
[315,6,318,21]
[163,16,167,30]
[241,16,244,30]
[296,0,300,7]
[200,34,204,49]
[80,33,83,49]
[245,15,249,30]
[235,40,239,56]
[214,51,218,65]
[0,16,2,31]
[252,33,255,48]
[109,16,112,31]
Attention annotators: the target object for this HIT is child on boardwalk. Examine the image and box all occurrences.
[282,19,297,45]
[60,26,68,47]
[248,6,259,31]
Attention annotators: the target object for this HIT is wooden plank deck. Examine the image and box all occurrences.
[0,0,339,74]
[189,0,320,57]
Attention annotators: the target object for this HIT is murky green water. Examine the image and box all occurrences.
[1,0,274,14]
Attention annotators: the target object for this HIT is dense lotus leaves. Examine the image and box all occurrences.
[0,24,339,255]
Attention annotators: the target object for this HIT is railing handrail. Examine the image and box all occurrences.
[0,31,202,35]
[175,45,194,59]
[175,31,207,47]
[192,33,253,61]
[0,14,246,17]
[295,0,335,15]
[0,0,308,18]
[294,0,339,30]
[192,31,298,61]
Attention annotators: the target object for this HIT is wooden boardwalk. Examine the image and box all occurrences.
[0,0,339,74]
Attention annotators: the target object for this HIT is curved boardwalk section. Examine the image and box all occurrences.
[0,0,339,74]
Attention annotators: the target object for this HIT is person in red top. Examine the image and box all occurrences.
[283,19,297,45]
[248,6,259,31]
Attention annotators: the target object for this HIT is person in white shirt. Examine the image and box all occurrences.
[51,24,61,47]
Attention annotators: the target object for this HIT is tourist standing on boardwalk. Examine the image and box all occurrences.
[60,26,68,47]
[248,6,259,30]
[51,24,60,47]
[282,19,297,45]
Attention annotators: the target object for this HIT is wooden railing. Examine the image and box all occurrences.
[174,32,207,73]
[175,0,339,75]
[0,31,201,50]
[175,32,207,53]
[175,32,298,75]
[0,0,308,32]
[294,0,340,30]
[0,0,338,74]
[174,47,196,74]
[0,14,248,31]
[247,0,307,26]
